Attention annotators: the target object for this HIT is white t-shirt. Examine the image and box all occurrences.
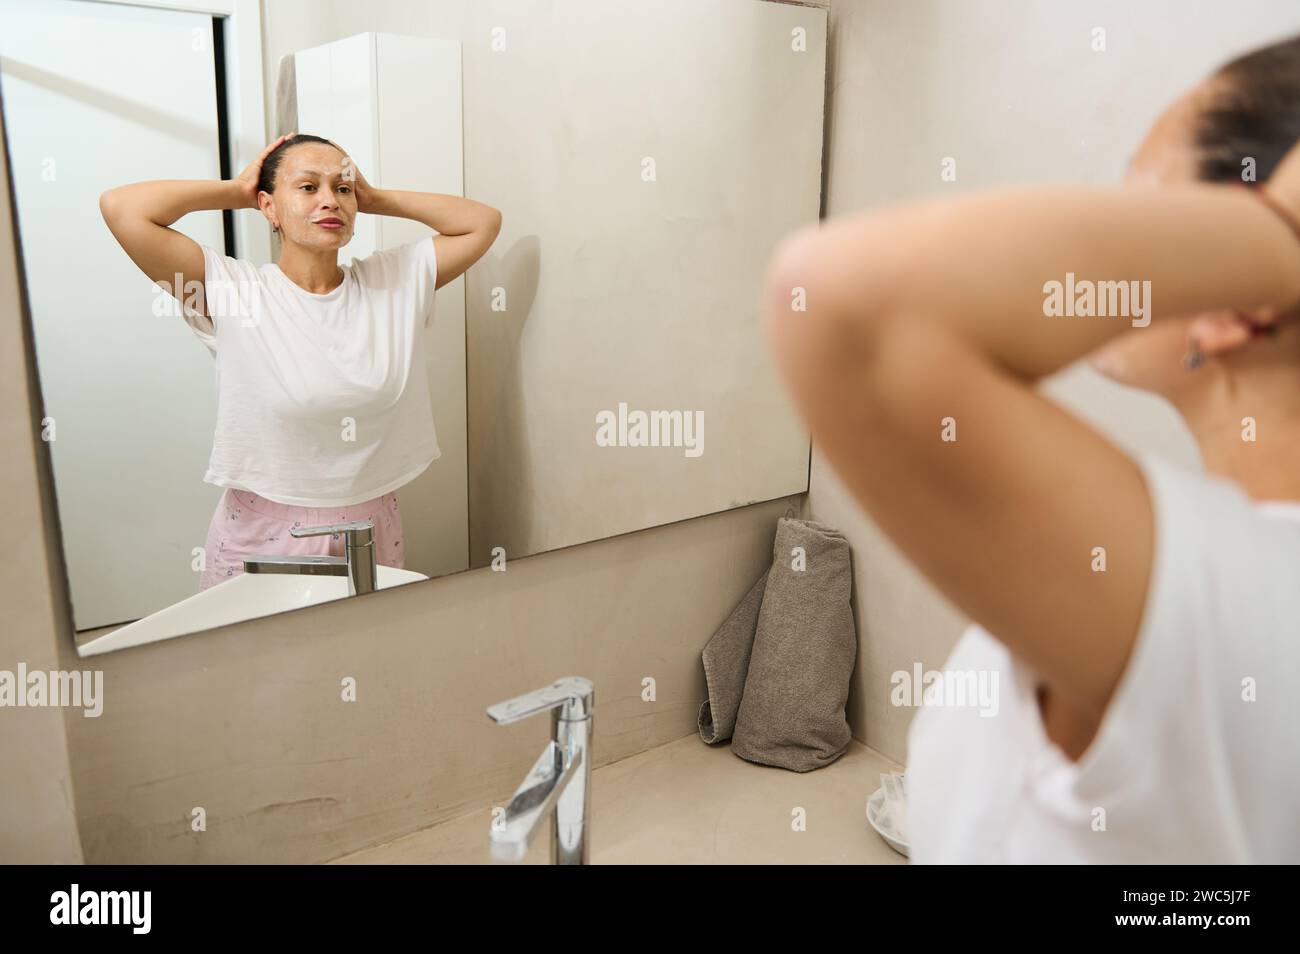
[905,451,1300,863]
[182,237,442,507]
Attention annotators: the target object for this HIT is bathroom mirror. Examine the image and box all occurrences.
[1,0,824,656]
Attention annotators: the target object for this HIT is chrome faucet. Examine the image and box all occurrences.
[486,676,594,864]
[242,519,377,596]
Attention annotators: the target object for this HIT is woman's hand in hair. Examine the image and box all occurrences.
[341,156,378,214]
[1231,136,1300,341]
[232,133,294,209]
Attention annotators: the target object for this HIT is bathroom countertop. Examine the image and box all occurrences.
[330,734,907,865]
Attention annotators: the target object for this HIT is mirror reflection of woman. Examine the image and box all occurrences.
[100,134,501,590]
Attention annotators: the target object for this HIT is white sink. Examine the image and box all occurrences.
[77,565,428,657]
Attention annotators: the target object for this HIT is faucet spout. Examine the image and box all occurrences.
[242,519,377,595]
[487,677,594,865]
[489,740,584,861]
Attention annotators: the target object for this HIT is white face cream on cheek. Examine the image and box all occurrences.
[286,206,321,237]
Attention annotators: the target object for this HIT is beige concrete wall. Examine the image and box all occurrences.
[814,0,1300,762]
[0,109,83,863]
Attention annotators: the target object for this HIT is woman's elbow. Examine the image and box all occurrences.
[98,188,121,223]
[763,224,892,381]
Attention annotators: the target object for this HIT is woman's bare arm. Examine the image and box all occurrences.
[366,188,501,290]
[774,183,1300,381]
[99,179,246,317]
[98,134,287,318]
[764,159,1300,721]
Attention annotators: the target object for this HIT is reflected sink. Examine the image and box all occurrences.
[78,565,428,657]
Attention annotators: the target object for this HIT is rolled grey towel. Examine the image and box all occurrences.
[732,518,856,772]
[698,573,767,744]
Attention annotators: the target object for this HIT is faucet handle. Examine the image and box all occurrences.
[487,677,594,724]
[290,519,374,544]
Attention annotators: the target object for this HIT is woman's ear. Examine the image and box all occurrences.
[1187,310,1255,357]
[256,190,278,232]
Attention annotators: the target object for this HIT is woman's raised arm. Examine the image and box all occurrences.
[762,147,1300,722]
[98,134,290,316]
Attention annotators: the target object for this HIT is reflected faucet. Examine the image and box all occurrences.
[486,676,594,865]
[242,519,377,596]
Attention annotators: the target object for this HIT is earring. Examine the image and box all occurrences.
[1181,334,1204,371]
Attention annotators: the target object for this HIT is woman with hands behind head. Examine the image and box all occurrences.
[100,133,501,589]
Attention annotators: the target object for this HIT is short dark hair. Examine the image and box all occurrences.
[1194,33,1300,185]
[257,133,343,196]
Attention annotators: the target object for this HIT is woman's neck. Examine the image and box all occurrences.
[276,243,344,295]
[1184,361,1300,503]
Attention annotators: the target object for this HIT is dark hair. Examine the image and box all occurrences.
[1194,33,1300,184]
[257,133,343,196]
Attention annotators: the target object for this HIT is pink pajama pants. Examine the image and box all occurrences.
[199,487,405,592]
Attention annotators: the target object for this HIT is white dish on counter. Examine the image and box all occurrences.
[866,786,910,858]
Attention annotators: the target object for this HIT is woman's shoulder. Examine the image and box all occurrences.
[196,244,269,283]
[348,238,435,280]
[1133,450,1300,597]
[946,621,1012,669]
